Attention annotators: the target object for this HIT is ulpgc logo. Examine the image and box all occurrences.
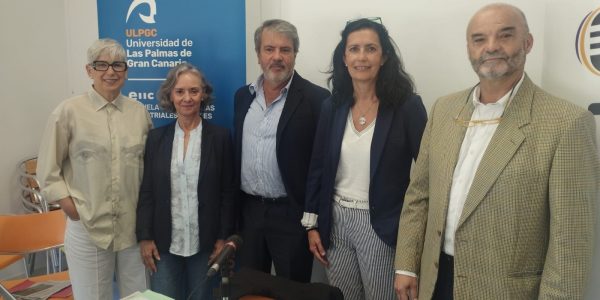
[576,7,600,76]
[125,0,158,37]
[126,0,157,24]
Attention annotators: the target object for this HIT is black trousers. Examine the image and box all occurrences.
[432,252,454,300]
[239,192,313,283]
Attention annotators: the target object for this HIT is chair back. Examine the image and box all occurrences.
[17,157,62,213]
[0,210,66,255]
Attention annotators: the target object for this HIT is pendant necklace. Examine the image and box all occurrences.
[356,100,377,126]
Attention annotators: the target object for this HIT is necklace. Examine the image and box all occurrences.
[355,100,377,126]
[454,80,518,127]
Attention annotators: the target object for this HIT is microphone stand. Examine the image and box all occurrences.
[218,261,232,300]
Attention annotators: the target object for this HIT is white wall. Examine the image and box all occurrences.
[1,0,68,215]
[247,0,546,112]
[0,0,98,216]
[2,0,599,297]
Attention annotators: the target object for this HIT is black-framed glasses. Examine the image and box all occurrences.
[92,60,128,72]
[346,17,383,25]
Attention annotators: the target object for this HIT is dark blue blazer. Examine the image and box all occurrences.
[136,120,235,253]
[304,94,427,249]
[233,72,330,215]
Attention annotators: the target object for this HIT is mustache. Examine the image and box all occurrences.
[477,53,508,63]
[269,62,285,69]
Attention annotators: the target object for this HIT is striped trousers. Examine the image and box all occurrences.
[326,202,396,300]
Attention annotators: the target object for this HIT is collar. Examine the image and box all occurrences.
[175,118,203,136]
[472,73,525,107]
[88,86,125,112]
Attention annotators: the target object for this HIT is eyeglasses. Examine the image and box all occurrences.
[454,113,503,127]
[91,60,128,72]
[454,83,516,127]
[346,17,383,25]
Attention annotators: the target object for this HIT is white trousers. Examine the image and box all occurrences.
[64,219,147,300]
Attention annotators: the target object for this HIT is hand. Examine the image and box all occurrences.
[59,197,79,220]
[208,239,235,277]
[140,240,160,274]
[209,239,225,264]
[394,274,418,300]
[307,229,329,266]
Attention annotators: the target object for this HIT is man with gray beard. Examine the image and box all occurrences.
[233,19,330,282]
[394,3,599,299]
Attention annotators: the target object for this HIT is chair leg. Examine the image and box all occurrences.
[28,253,36,276]
[50,248,60,273]
[21,257,29,278]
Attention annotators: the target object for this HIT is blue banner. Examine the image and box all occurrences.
[97,0,245,128]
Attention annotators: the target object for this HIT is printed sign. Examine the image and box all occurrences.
[98,0,245,128]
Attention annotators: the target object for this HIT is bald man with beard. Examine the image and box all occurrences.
[393,3,599,300]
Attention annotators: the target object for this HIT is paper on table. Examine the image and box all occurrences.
[121,290,174,300]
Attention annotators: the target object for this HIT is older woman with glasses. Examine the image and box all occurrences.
[37,38,152,299]
[302,18,427,300]
[136,62,235,300]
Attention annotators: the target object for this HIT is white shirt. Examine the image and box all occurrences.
[333,112,375,208]
[169,121,202,256]
[301,112,376,228]
[443,74,524,255]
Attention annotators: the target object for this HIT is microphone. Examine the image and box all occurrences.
[207,235,243,277]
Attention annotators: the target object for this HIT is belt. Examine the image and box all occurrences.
[333,194,369,210]
[243,192,288,204]
[440,252,454,267]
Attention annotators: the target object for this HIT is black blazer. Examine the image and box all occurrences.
[233,71,330,214]
[304,95,427,249]
[136,120,235,253]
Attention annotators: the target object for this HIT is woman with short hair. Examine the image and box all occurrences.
[136,62,235,300]
[37,38,152,299]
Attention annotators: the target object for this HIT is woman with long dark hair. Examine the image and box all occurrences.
[302,18,427,300]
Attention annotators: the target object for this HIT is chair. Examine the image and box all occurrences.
[0,256,26,277]
[230,268,343,300]
[0,210,69,295]
[17,157,60,213]
[15,157,64,275]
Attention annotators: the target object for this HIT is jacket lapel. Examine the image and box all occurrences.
[159,123,176,204]
[236,90,254,146]
[329,102,350,176]
[276,72,301,148]
[198,122,213,187]
[369,104,393,181]
[438,91,474,212]
[457,76,534,227]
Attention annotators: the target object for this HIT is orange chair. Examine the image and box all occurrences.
[16,157,64,275]
[0,210,71,300]
[0,255,26,277]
